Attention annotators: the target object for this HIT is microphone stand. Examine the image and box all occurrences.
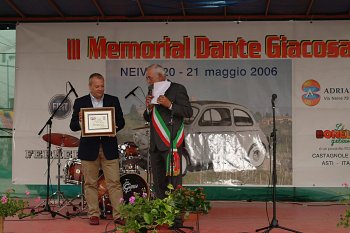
[169,109,175,188]
[23,89,76,219]
[168,109,194,233]
[126,87,153,187]
[125,86,146,106]
[132,93,146,107]
[256,95,301,233]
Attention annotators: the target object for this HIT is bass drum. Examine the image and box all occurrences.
[120,173,149,202]
[97,173,149,216]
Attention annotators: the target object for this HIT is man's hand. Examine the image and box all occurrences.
[157,95,171,108]
[146,95,154,111]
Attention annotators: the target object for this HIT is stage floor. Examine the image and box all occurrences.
[3,201,349,233]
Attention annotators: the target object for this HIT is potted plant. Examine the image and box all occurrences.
[118,184,180,233]
[338,182,350,228]
[173,185,211,219]
[0,189,29,233]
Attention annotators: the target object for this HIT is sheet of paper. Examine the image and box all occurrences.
[151,80,171,104]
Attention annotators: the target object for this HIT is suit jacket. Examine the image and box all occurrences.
[144,82,193,152]
[70,94,125,161]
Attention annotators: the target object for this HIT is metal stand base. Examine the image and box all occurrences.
[26,187,70,219]
[59,195,85,214]
[22,199,69,219]
[256,95,300,233]
[51,190,69,207]
[256,218,302,233]
[33,203,70,219]
[63,188,87,217]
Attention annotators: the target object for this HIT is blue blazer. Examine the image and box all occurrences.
[70,94,125,161]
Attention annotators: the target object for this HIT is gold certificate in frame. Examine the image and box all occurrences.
[81,107,116,137]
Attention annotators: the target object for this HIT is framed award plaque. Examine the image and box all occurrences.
[81,107,116,137]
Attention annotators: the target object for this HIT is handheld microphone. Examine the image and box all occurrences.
[146,84,154,112]
[148,84,154,96]
[68,81,78,98]
[125,86,139,99]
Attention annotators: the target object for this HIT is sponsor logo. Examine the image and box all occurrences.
[301,79,321,106]
[316,123,350,146]
[48,94,72,119]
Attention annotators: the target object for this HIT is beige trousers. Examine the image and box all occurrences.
[81,145,122,219]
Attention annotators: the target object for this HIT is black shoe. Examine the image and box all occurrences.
[114,217,125,225]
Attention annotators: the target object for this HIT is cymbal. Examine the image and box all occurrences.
[42,133,80,147]
[132,125,150,130]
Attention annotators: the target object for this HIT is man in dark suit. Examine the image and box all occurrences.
[70,73,125,225]
[144,64,193,199]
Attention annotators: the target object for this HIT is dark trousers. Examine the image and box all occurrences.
[150,149,182,199]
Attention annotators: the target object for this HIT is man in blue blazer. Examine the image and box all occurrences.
[70,73,125,225]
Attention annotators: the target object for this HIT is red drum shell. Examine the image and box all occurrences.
[64,159,83,185]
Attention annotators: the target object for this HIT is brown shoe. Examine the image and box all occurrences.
[114,217,125,225]
[89,216,99,225]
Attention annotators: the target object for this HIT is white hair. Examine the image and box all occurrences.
[147,64,166,77]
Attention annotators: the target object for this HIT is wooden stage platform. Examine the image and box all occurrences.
[2,200,349,233]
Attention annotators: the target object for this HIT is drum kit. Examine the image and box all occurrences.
[41,123,188,218]
[40,133,80,211]
[41,132,151,218]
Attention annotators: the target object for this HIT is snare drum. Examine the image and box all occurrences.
[119,142,140,157]
[64,158,83,184]
[119,142,142,172]
[124,141,139,157]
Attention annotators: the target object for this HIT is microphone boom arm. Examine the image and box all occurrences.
[125,86,146,107]
[125,86,140,99]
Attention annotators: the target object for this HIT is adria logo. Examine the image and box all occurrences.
[301,79,320,106]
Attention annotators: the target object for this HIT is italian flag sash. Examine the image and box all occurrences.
[152,106,184,176]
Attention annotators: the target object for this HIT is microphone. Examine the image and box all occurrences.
[68,81,78,98]
[271,94,277,107]
[148,84,154,96]
[125,86,139,99]
[272,94,277,101]
[146,84,154,112]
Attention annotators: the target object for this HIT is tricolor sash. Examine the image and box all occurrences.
[152,106,184,176]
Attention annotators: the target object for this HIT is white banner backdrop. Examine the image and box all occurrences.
[13,21,350,186]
